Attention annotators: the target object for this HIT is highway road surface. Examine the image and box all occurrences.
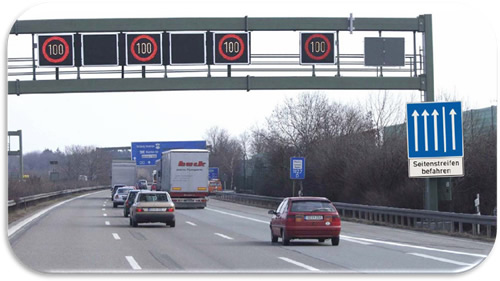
[8,190,494,273]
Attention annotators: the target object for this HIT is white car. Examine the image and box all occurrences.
[113,186,135,208]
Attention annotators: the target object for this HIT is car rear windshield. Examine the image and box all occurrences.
[117,188,131,194]
[290,201,336,212]
[138,193,169,202]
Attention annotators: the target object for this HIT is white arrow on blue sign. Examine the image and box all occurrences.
[406,101,463,158]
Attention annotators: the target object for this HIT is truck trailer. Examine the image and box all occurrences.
[155,149,209,208]
[111,160,137,188]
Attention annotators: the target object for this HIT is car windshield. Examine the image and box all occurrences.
[290,201,335,212]
[138,193,169,202]
[117,188,132,194]
[128,192,138,200]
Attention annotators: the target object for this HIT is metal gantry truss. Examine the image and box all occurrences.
[8,15,434,98]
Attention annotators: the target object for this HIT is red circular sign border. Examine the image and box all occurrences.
[130,34,159,63]
[42,36,70,64]
[218,34,245,62]
[304,33,332,61]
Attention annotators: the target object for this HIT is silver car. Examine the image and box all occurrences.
[113,186,135,208]
[129,191,176,227]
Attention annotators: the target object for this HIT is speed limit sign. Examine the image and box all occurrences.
[213,32,250,65]
[126,33,162,65]
[300,32,335,65]
[37,34,74,67]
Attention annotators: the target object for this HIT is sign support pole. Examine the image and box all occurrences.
[421,14,439,211]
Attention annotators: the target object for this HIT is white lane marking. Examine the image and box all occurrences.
[408,253,474,267]
[340,236,372,245]
[278,257,320,272]
[205,207,487,259]
[112,233,121,240]
[105,221,110,226]
[125,256,142,270]
[103,213,108,217]
[8,191,100,238]
[214,233,234,240]
[205,207,268,224]
[342,235,487,258]
[185,221,197,226]
[102,208,106,211]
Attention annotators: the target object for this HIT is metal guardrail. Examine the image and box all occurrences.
[8,185,109,210]
[214,192,497,239]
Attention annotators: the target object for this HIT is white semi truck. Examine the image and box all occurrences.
[155,149,209,208]
[111,160,137,188]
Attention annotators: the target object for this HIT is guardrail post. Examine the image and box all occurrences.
[487,225,491,238]
[459,222,463,233]
[472,224,477,235]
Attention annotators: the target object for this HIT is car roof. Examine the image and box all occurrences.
[117,186,135,190]
[138,190,168,194]
[287,197,331,202]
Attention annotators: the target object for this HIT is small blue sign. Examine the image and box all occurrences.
[290,157,305,180]
[407,102,463,158]
[209,167,219,180]
[131,141,206,165]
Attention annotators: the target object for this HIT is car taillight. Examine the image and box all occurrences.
[286,215,296,223]
[332,214,341,226]
[166,207,174,212]
[136,208,143,213]
[114,194,119,199]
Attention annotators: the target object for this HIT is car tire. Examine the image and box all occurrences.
[113,202,117,208]
[281,230,290,246]
[331,236,340,246]
[131,217,138,227]
[168,221,176,228]
[129,217,133,226]
[123,210,128,217]
[271,228,278,243]
[319,239,325,243]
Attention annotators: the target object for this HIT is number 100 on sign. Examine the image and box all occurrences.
[300,32,335,64]
[213,32,250,64]
[126,33,162,65]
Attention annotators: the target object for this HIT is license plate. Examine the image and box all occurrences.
[305,215,323,220]
[146,208,166,212]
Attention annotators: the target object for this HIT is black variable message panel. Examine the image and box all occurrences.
[364,37,405,67]
[81,33,119,66]
[169,32,206,65]
[126,33,162,65]
[300,32,335,64]
[213,32,250,64]
[38,34,74,67]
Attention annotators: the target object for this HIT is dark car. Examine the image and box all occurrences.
[137,179,148,190]
[269,197,341,246]
[123,190,140,217]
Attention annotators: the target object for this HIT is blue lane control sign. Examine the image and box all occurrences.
[290,157,305,180]
[209,167,219,180]
[406,102,463,158]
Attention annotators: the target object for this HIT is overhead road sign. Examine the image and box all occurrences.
[81,33,119,66]
[169,32,206,65]
[131,141,206,165]
[126,33,162,65]
[406,101,464,178]
[290,157,305,180]
[364,37,405,67]
[213,32,250,64]
[300,32,335,64]
[37,34,74,67]
[209,167,219,180]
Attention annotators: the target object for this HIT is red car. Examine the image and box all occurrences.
[269,197,341,246]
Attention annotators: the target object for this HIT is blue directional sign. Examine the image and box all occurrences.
[290,157,305,180]
[131,141,206,165]
[209,167,219,180]
[407,102,463,158]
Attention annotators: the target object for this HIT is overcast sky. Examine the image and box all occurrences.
[4,0,499,155]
